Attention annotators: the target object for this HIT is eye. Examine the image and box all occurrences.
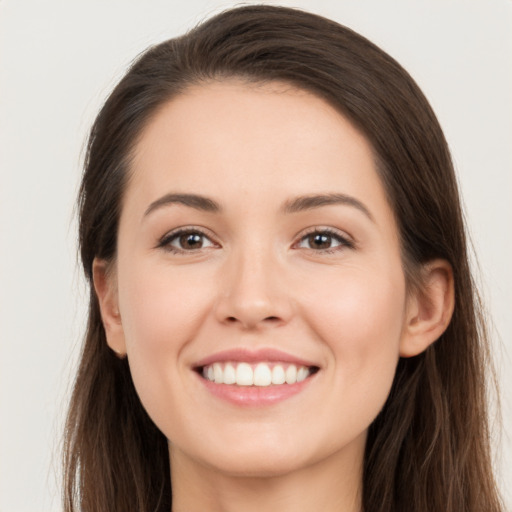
[295,229,353,252]
[158,228,217,253]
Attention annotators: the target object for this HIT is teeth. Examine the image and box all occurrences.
[285,365,297,384]
[297,366,309,382]
[271,365,286,385]
[236,362,253,386]
[254,363,272,386]
[213,363,223,384]
[223,363,236,384]
[202,362,312,386]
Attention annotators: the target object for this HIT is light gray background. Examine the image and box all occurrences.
[1,1,511,510]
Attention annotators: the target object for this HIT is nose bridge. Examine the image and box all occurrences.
[215,237,291,328]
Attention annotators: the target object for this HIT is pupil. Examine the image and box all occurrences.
[310,233,331,249]
[180,233,202,249]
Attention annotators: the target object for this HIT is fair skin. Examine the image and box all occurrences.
[94,81,454,512]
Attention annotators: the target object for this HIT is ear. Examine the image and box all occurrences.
[400,259,454,358]
[92,258,127,357]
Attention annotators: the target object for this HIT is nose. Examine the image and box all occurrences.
[214,248,293,330]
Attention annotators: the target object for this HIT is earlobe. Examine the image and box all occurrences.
[400,259,454,358]
[92,258,127,357]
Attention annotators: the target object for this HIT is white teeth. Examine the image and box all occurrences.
[254,363,272,386]
[285,365,297,384]
[202,362,313,386]
[223,363,236,384]
[271,365,286,385]
[236,362,253,386]
[297,366,309,382]
[213,363,223,384]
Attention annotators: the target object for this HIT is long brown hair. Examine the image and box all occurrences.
[64,5,503,511]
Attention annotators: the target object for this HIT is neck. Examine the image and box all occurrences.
[169,439,364,512]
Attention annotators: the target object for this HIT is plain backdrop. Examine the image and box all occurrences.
[0,1,511,510]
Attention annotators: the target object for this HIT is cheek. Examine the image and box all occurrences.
[302,266,406,415]
[305,264,406,343]
[116,263,213,417]
[118,261,212,347]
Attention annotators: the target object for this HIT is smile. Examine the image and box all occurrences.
[193,348,320,405]
[200,362,318,386]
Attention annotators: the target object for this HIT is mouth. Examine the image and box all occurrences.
[196,361,320,387]
[193,348,320,405]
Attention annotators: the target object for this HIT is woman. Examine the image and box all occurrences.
[64,5,504,511]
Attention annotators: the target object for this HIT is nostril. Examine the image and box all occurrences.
[222,314,283,328]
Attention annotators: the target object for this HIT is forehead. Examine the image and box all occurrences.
[127,80,392,221]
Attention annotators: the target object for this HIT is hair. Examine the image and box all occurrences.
[64,5,503,512]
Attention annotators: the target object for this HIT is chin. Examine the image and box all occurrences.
[175,427,342,479]
[203,448,310,479]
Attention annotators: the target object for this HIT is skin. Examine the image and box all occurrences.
[94,81,454,512]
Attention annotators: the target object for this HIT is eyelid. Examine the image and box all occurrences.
[156,225,354,254]
[157,225,220,253]
[292,226,355,252]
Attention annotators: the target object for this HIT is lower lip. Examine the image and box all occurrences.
[197,373,316,406]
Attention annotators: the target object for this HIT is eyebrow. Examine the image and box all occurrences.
[144,193,221,217]
[282,193,374,221]
[143,191,373,222]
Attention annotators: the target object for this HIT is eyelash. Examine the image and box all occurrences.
[157,227,354,255]
[157,227,217,254]
[293,227,354,254]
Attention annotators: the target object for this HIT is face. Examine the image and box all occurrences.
[102,81,415,477]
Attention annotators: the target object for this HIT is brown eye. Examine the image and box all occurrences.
[178,232,204,250]
[307,233,333,249]
[296,230,352,251]
[160,229,216,252]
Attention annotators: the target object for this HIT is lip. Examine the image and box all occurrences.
[193,348,320,407]
[193,347,318,368]
[197,375,316,406]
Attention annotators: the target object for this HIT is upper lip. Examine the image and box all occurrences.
[193,348,319,369]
